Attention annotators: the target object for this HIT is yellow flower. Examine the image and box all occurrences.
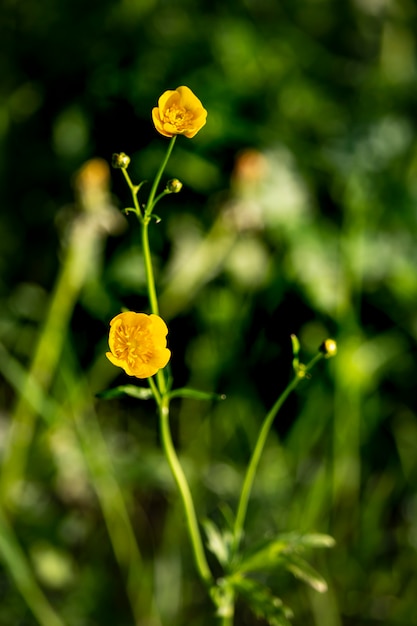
[152,86,207,138]
[106,312,171,378]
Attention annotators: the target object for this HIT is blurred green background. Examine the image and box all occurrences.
[1,0,417,624]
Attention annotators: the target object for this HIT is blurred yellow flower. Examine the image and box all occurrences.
[106,312,171,378]
[152,86,207,138]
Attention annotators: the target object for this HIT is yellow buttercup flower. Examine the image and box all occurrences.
[106,312,171,378]
[152,86,207,138]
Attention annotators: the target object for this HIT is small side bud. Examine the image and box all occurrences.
[291,333,300,374]
[319,339,337,358]
[166,178,183,193]
[112,152,131,169]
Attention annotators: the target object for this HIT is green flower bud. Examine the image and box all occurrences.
[166,178,183,193]
[112,152,131,169]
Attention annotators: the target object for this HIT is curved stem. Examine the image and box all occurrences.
[159,394,213,587]
[233,353,324,553]
[121,168,143,219]
[148,376,161,406]
[145,136,176,217]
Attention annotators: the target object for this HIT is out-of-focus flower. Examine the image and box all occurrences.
[232,149,269,186]
[106,312,171,378]
[320,339,337,358]
[152,86,207,138]
[74,158,110,196]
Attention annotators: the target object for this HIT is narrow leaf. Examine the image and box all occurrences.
[203,519,230,566]
[278,531,336,550]
[295,533,335,549]
[237,532,335,576]
[168,387,226,402]
[96,385,154,400]
[284,554,328,593]
[238,539,288,574]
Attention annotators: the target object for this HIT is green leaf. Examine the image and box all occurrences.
[233,576,293,626]
[237,532,335,576]
[284,532,336,550]
[284,554,328,593]
[203,519,232,567]
[168,387,226,402]
[237,539,287,574]
[96,385,154,400]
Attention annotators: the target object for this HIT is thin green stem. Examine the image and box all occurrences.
[141,219,168,396]
[153,190,170,207]
[156,369,167,396]
[148,375,161,406]
[121,168,143,220]
[141,219,159,315]
[159,394,213,587]
[139,138,177,396]
[145,136,177,217]
[233,353,324,554]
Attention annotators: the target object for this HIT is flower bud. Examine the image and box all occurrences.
[319,338,337,358]
[112,152,131,169]
[166,178,183,193]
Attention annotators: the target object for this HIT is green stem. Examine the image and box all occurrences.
[153,190,170,207]
[148,375,161,406]
[233,353,324,553]
[145,136,177,217]
[140,138,177,395]
[121,168,143,220]
[142,218,159,316]
[159,394,213,587]
[141,220,168,397]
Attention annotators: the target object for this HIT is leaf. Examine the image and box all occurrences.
[203,519,232,567]
[96,385,154,400]
[168,387,226,402]
[284,554,328,593]
[236,532,335,576]
[233,576,293,626]
[277,531,336,550]
[292,533,336,549]
[237,539,287,574]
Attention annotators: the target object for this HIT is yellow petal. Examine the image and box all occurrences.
[176,86,203,111]
[158,89,179,110]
